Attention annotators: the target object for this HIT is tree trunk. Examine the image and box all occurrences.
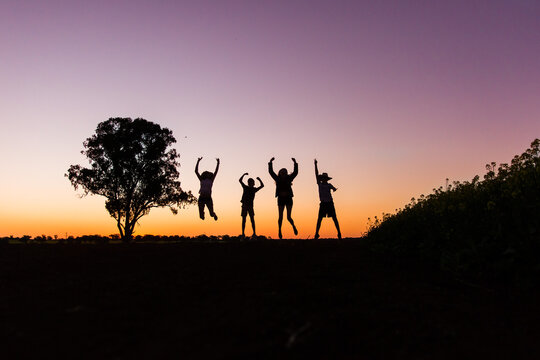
[123,196,133,243]
[122,217,134,243]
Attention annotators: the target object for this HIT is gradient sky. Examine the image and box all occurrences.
[1,0,539,238]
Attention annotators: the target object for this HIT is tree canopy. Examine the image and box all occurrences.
[66,117,196,240]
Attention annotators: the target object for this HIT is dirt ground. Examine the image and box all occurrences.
[1,240,539,359]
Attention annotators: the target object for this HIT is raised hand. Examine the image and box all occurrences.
[256,176,261,180]
[239,172,248,183]
[216,158,220,163]
[292,157,297,163]
[269,157,275,162]
[197,157,202,161]
[314,159,318,165]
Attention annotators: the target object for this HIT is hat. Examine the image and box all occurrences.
[318,173,332,181]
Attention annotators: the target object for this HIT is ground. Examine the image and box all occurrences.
[1,240,539,359]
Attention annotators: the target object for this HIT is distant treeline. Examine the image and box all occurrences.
[0,234,274,244]
[366,139,540,286]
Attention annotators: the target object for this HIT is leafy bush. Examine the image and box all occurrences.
[366,139,540,286]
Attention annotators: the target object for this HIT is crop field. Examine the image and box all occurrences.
[2,240,539,359]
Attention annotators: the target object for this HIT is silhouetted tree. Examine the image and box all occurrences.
[66,118,196,241]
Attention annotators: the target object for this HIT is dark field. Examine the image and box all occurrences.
[2,240,539,359]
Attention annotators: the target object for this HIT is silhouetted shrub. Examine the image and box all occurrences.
[34,235,46,244]
[366,139,540,286]
[20,235,32,245]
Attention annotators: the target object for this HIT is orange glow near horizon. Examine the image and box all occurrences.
[2,135,540,239]
[1,161,379,239]
[0,201,389,239]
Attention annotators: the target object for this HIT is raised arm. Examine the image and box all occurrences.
[195,157,202,180]
[314,159,320,183]
[256,176,264,190]
[290,158,299,179]
[268,157,277,180]
[213,158,220,178]
[239,173,248,186]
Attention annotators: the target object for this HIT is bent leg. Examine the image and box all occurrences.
[207,198,218,220]
[198,199,205,220]
[286,203,298,235]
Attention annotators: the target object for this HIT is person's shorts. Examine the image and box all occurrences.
[318,201,336,218]
[198,196,213,208]
[277,196,293,207]
[241,205,254,217]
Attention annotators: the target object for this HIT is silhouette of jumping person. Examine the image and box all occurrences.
[239,173,264,237]
[195,157,219,220]
[268,157,299,239]
[314,159,341,239]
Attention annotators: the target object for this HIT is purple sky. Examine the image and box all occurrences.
[1,0,539,237]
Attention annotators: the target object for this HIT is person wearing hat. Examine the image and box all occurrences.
[314,159,342,239]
